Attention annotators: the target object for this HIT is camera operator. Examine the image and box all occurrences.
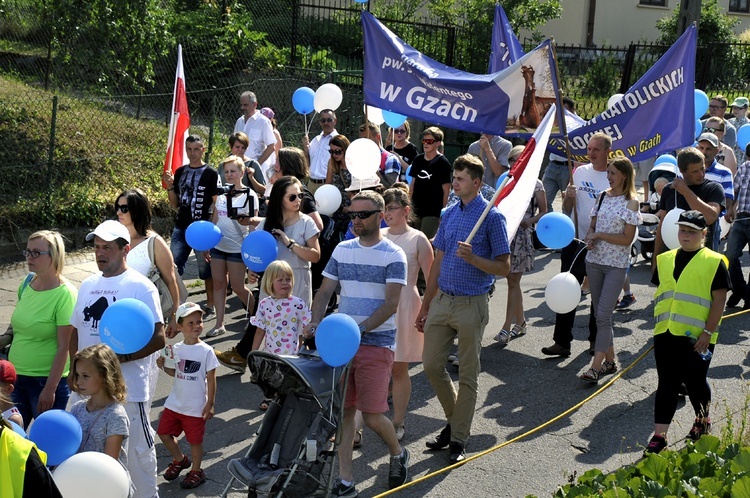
[207,156,258,337]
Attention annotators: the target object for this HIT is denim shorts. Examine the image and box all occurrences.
[11,375,70,428]
[209,247,244,264]
[171,226,212,279]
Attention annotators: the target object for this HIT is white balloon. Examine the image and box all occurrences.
[314,184,343,216]
[314,83,343,113]
[365,105,385,125]
[346,138,381,180]
[54,452,130,498]
[719,216,731,240]
[607,93,624,109]
[545,272,582,314]
[661,208,685,250]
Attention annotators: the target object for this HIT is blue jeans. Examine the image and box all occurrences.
[726,217,750,301]
[170,226,211,279]
[11,375,70,428]
[542,160,570,212]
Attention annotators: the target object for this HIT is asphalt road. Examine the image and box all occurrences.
[1,236,748,498]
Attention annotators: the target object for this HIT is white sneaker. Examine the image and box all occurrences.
[205,326,226,338]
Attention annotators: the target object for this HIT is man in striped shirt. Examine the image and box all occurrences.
[307,190,409,496]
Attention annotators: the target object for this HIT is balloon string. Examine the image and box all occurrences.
[568,239,588,271]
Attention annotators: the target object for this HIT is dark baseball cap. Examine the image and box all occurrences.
[676,210,707,231]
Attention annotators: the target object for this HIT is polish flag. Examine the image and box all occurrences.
[495,104,557,240]
[163,45,189,183]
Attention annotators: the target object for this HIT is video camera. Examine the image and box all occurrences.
[220,183,255,220]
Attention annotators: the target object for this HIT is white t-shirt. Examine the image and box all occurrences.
[214,192,257,253]
[569,164,610,239]
[70,269,163,402]
[164,341,219,418]
[308,130,339,180]
[234,111,277,169]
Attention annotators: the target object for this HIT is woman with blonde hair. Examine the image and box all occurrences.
[579,158,641,382]
[0,230,77,428]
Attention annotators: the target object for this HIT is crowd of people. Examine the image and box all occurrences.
[1,90,748,497]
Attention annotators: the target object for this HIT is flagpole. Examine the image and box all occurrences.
[163,44,182,186]
[550,40,579,239]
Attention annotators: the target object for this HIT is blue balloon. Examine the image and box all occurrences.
[241,230,279,272]
[292,87,315,115]
[738,123,750,151]
[316,313,361,367]
[28,409,82,466]
[100,298,154,354]
[495,172,509,190]
[353,0,368,3]
[654,154,677,167]
[694,89,709,120]
[383,110,406,129]
[695,119,703,140]
[186,220,222,251]
[404,165,413,184]
[536,212,575,250]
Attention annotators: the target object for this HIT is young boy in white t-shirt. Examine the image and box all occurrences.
[156,302,219,489]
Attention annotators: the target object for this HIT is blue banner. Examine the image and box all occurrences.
[488,4,525,73]
[548,25,697,163]
[362,11,561,136]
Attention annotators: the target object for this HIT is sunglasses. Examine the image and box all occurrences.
[708,105,726,109]
[394,129,407,134]
[347,210,381,220]
[286,194,301,202]
[329,148,344,155]
[114,204,129,213]
[22,249,51,259]
[422,138,437,145]
[704,127,724,133]
[319,117,334,123]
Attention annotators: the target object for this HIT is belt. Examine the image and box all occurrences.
[309,178,325,184]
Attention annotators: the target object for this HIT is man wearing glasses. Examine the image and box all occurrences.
[466,133,512,189]
[307,191,409,496]
[303,109,339,194]
[417,155,510,465]
[701,95,737,149]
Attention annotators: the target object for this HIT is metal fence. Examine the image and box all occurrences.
[2,0,750,230]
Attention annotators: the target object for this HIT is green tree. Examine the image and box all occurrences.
[656,0,740,46]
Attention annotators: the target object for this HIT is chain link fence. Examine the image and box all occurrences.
[2,0,750,232]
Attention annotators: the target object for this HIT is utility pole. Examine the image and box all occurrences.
[677,0,701,35]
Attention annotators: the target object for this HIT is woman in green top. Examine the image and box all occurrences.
[0,231,77,428]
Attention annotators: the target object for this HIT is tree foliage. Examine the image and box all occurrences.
[656,0,740,46]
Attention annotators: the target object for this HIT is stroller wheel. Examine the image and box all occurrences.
[641,247,653,260]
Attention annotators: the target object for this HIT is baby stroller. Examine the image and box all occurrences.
[221,350,347,498]
[631,213,660,264]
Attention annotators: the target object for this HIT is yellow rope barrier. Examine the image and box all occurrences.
[373,307,745,497]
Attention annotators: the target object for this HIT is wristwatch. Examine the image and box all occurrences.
[358,324,366,335]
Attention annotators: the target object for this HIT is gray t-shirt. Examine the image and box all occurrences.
[70,400,129,467]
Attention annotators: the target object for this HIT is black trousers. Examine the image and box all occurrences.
[552,240,597,349]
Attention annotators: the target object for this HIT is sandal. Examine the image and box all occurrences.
[600,360,618,375]
[510,321,527,339]
[353,429,364,449]
[180,469,206,489]
[580,367,600,383]
[259,398,272,411]
[164,455,191,481]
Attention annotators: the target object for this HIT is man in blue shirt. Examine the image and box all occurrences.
[416,154,511,464]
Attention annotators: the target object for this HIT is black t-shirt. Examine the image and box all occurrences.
[300,185,318,216]
[410,153,452,218]
[386,142,420,168]
[651,248,731,292]
[659,179,725,241]
[173,164,221,229]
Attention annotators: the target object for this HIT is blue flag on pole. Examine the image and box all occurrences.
[548,25,697,162]
[488,4,525,73]
[362,11,561,136]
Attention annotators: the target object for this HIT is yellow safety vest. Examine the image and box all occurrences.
[0,425,48,498]
[654,248,726,345]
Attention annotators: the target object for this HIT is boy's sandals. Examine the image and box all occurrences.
[580,367,600,383]
[180,469,206,489]
[164,455,191,481]
[353,429,364,449]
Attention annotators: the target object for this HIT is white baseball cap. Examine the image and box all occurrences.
[175,302,203,322]
[85,220,131,243]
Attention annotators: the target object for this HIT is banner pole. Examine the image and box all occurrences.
[551,40,579,238]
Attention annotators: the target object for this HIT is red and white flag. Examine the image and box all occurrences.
[163,45,189,182]
[495,104,557,240]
